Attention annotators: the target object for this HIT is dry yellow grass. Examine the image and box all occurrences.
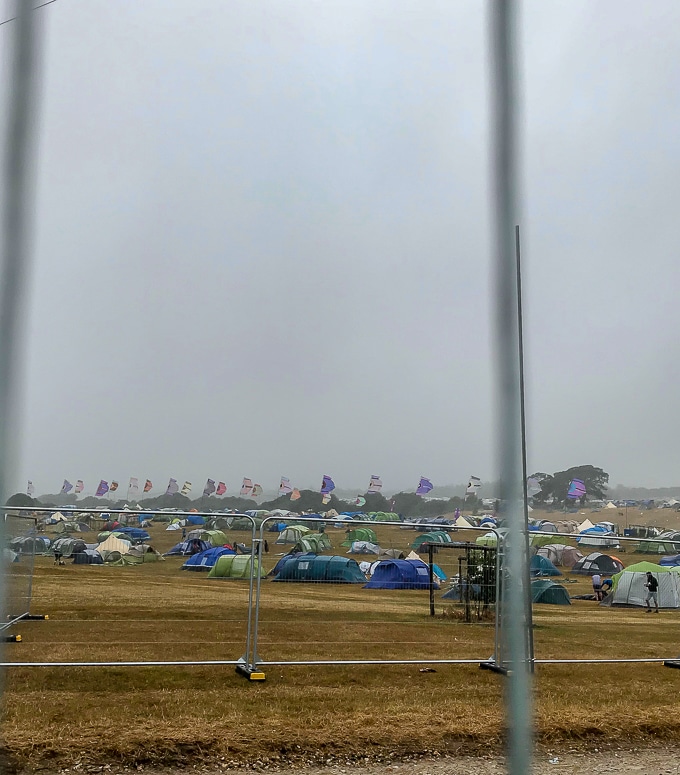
[1,515,680,769]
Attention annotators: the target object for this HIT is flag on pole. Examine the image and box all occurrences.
[322,493,332,505]
[290,488,301,501]
[415,477,433,496]
[95,480,109,497]
[320,475,335,494]
[527,477,542,497]
[367,475,382,493]
[355,495,366,507]
[61,480,73,495]
[129,477,139,497]
[279,476,293,495]
[240,478,253,497]
[567,479,586,500]
[216,481,227,496]
[144,479,153,493]
[75,480,84,494]
[165,478,179,496]
[466,476,481,495]
[203,479,216,497]
[251,483,263,497]
[110,481,119,493]
[27,481,34,497]
[181,481,192,496]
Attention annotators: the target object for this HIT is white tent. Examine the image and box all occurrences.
[454,516,474,528]
[96,534,131,557]
[605,566,680,609]
[577,518,594,531]
[605,501,617,509]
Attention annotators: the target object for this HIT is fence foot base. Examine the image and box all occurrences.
[664,660,680,670]
[479,661,507,675]
[7,614,47,621]
[3,635,21,643]
[236,664,266,681]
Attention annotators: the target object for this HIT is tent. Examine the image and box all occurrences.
[72,549,104,565]
[412,531,453,550]
[269,552,316,577]
[182,546,236,571]
[347,541,381,555]
[372,512,401,522]
[601,562,680,608]
[9,535,51,555]
[380,548,406,559]
[187,529,229,547]
[530,555,562,577]
[164,538,211,556]
[276,525,312,545]
[531,579,571,605]
[576,526,619,548]
[476,532,498,547]
[114,527,151,542]
[364,559,437,590]
[295,533,333,553]
[272,555,366,583]
[207,554,265,579]
[635,540,680,554]
[577,519,595,531]
[537,544,583,569]
[454,516,474,528]
[529,533,558,548]
[52,537,87,557]
[605,501,617,509]
[342,528,378,547]
[571,552,624,576]
[660,554,680,567]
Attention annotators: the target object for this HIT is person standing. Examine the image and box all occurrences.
[592,572,603,601]
[645,571,659,613]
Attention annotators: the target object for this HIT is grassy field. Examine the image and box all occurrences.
[2,509,680,769]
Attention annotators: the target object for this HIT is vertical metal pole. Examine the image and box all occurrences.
[0,1,40,641]
[250,524,266,667]
[489,3,533,774]
[516,225,535,671]
[428,543,435,616]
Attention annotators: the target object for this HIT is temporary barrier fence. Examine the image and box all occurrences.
[2,513,40,632]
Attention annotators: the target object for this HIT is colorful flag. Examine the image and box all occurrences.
[165,478,179,496]
[216,481,227,496]
[527,477,542,497]
[75,480,84,494]
[251,483,263,497]
[567,478,586,500]
[144,479,153,493]
[129,477,139,496]
[95,480,109,497]
[416,476,433,496]
[61,480,73,495]
[110,481,119,493]
[240,478,253,497]
[27,481,35,497]
[279,476,293,495]
[322,493,332,505]
[355,495,366,507]
[466,476,481,495]
[368,475,383,493]
[181,481,192,496]
[320,475,335,494]
[290,488,301,501]
[203,479,216,497]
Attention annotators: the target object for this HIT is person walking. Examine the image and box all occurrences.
[644,571,659,613]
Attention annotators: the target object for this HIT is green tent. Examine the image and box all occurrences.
[229,516,260,531]
[412,531,453,550]
[342,528,378,547]
[372,512,401,522]
[634,540,680,554]
[529,533,559,548]
[207,554,266,579]
[531,579,571,605]
[476,532,498,547]
[189,529,229,547]
[272,555,366,583]
[295,533,332,553]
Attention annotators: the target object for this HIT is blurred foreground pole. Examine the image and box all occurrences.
[0,1,41,619]
[489,2,533,774]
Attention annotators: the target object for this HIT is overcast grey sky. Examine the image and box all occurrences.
[4,0,680,495]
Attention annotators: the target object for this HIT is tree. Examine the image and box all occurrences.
[530,465,609,504]
[6,493,35,507]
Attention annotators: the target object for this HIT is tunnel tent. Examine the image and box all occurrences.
[411,531,453,550]
[52,537,87,557]
[295,533,332,553]
[272,555,366,583]
[182,546,236,570]
[164,539,211,556]
[207,554,266,579]
[342,528,378,547]
[364,559,436,590]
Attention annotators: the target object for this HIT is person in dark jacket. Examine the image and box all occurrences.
[644,571,659,613]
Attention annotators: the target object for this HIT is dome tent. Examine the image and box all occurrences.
[601,562,680,608]
[531,579,571,605]
[530,555,562,577]
[182,546,236,570]
[571,552,624,576]
[341,528,378,547]
[411,531,453,550]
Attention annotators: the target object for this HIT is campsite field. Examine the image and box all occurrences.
[2,508,680,770]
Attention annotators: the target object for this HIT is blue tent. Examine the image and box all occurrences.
[115,527,151,541]
[72,550,104,565]
[164,539,211,557]
[365,559,438,590]
[185,515,205,526]
[267,521,288,532]
[181,546,236,570]
[530,554,562,577]
[660,554,680,567]
[272,555,366,583]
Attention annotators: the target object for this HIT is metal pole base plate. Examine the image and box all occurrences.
[235,664,266,681]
